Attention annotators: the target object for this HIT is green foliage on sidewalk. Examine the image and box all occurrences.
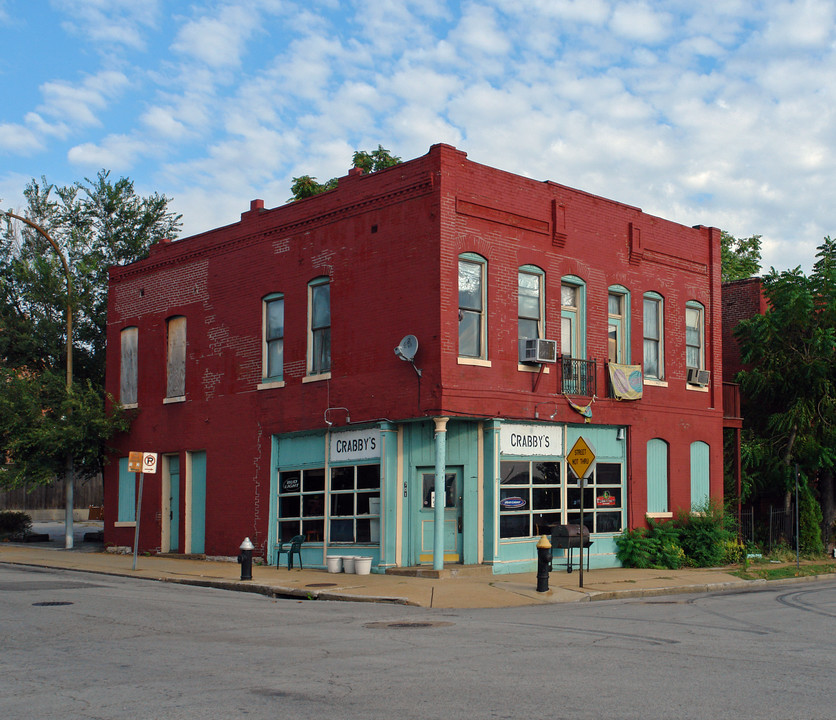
[616,502,740,569]
[0,511,32,537]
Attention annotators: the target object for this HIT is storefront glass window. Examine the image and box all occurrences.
[566,462,623,534]
[499,461,562,538]
[278,468,325,542]
[329,464,381,543]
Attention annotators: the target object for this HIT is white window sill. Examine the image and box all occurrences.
[302,372,331,383]
[643,378,667,387]
[458,357,492,367]
[163,396,186,404]
[121,402,138,409]
[517,363,550,373]
[114,521,136,528]
[685,384,709,392]
[257,380,285,390]
[646,512,673,519]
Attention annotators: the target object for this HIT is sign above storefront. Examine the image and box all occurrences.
[329,428,381,462]
[500,424,563,456]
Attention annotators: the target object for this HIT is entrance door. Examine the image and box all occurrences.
[186,450,206,554]
[162,454,179,552]
[415,467,462,564]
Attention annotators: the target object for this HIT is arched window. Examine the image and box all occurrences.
[685,300,705,370]
[690,441,710,510]
[561,275,586,359]
[646,438,669,514]
[120,326,138,406]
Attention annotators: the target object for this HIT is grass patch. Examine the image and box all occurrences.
[732,562,836,581]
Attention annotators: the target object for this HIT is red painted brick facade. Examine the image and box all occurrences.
[105,144,724,557]
[721,277,767,380]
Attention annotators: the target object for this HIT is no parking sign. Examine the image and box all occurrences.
[128,451,158,474]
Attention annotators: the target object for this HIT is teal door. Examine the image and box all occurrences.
[167,455,180,552]
[415,467,462,564]
[189,451,206,554]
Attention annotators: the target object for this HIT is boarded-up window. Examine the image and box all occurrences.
[120,327,138,405]
[646,438,669,513]
[690,441,710,510]
[166,316,186,398]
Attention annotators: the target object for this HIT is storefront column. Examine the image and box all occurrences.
[433,417,449,571]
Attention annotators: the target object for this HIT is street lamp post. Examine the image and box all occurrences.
[1,210,75,549]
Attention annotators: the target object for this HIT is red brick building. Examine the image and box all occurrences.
[105,144,725,573]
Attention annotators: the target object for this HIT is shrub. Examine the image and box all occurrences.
[674,500,736,567]
[0,511,33,537]
[615,518,684,569]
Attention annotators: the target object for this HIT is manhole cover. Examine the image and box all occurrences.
[32,601,74,607]
[305,583,338,588]
[364,621,455,629]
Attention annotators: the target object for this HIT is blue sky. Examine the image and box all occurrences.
[2,0,834,273]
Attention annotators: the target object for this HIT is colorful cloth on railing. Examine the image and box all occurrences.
[608,363,643,400]
[565,394,595,421]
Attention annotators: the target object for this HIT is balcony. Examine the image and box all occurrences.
[560,356,596,396]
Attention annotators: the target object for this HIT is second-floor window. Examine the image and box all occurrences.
[458,254,486,358]
[643,292,664,379]
[120,326,138,405]
[561,276,585,359]
[518,266,543,342]
[685,301,705,369]
[263,294,284,381]
[309,278,331,375]
[166,316,186,398]
[607,287,629,363]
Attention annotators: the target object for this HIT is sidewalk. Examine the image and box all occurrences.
[1,530,811,609]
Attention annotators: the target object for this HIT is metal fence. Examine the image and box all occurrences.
[740,505,795,551]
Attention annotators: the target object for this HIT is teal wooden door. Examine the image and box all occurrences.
[168,455,180,552]
[415,467,462,564]
[189,451,206,554]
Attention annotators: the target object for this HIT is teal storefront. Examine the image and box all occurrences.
[268,419,627,574]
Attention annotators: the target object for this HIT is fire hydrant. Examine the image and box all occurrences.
[238,537,254,581]
[536,534,552,592]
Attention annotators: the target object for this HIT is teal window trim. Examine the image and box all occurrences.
[518,265,545,342]
[646,438,669,514]
[262,293,284,382]
[561,275,586,359]
[607,284,630,364]
[690,441,710,510]
[643,292,664,380]
[458,253,487,359]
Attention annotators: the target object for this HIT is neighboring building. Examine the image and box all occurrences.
[721,277,768,380]
[104,144,725,573]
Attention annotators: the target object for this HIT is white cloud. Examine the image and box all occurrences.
[38,71,129,127]
[67,134,149,169]
[0,123,43,153]
[610,2,673,45]
[54,0,160,51]
[171,4,262,69]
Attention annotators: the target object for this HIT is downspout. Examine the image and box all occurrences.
[433,417,449,571]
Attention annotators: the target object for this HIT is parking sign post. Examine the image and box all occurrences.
[128,452,157,571]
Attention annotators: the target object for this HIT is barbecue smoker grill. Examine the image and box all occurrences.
[551,523,593,573]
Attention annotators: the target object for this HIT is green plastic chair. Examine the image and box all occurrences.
[276,535,304,570]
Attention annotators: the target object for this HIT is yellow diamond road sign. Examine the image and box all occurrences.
[568,436,596,480]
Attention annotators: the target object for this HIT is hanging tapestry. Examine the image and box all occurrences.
[608,363,643,400]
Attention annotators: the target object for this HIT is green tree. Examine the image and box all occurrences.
[1,171,181,487]
[721,231,762,282]
[734,237,836,551]
[289,145,401,201]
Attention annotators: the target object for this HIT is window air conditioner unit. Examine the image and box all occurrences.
[687,368,710,386]
[519,338,558,364]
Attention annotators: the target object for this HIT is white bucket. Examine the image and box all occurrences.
[354,556,372,575]
[342,555,356,573]
[326,556,343,573]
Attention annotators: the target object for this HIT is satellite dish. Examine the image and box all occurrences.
[395,334,419,361]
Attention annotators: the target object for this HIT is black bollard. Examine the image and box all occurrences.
[536,535,552,592]
[238,537,254,581]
